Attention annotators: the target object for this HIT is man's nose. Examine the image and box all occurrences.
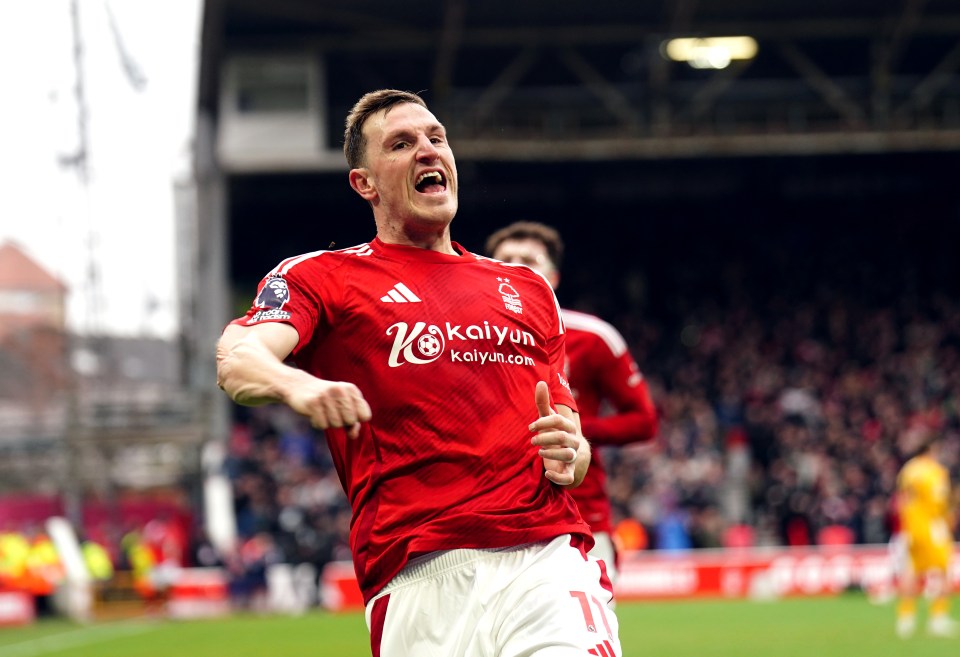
[416,137,439,160]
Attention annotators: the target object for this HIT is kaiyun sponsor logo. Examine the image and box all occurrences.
[386,321,536,367]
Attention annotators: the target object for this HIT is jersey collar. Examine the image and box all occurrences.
[371,237,475,263]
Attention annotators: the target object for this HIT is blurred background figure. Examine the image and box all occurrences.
[226,531,283,611]
[121,525,160,606]
[23,526,65,617]
[0,526,31,592]
[894,432,959,638]
[486,221,659,584]
[80,532,115,584]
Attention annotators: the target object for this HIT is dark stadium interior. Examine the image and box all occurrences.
[227,152,960,323]
[211,0,960,320]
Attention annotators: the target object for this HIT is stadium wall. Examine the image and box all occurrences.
[319,544,959,612]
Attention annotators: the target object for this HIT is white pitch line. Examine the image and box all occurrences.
[1,620,159,657]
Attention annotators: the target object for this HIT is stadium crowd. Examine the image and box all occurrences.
[215,237,960,588]
[604,290,960,552]
[217,409,352,604]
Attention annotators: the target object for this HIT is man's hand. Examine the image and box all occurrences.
[217,323,372,439]
[285,378,372,439]
[529,381,589,486]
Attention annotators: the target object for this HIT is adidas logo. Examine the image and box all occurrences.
[380,282,421,303]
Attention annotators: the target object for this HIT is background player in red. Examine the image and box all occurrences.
[486,221,659,584]
[217,90,621,656]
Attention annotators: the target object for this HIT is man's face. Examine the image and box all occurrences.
[355,102,458,230]
[492,238,558,288]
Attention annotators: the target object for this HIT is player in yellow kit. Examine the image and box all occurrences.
[895,435,959,638]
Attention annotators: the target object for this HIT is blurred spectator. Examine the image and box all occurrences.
[80,535,115,583]
[122,527,161,604]
[278,417,317,467]
[226,532,283,610]
[190,528,224,570]
[0,527,30,589]
[612,516,648,552]
[24,527,64,616]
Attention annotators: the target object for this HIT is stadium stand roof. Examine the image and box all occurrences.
[199,0,960,159]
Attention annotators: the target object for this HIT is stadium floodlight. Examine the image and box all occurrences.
[661,36,758,70]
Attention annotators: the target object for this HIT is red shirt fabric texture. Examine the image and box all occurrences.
[231,238,589,602]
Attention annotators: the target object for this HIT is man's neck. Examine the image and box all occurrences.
[376,221,458,255]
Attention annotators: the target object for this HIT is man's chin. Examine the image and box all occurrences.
[414,202,457,224]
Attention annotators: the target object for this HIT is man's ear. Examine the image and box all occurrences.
[349,168,377,201]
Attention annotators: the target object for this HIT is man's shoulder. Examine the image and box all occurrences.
[561,308,610,330]
[561,309,628,356]
[477,255,550,282]
[267,243,376,278]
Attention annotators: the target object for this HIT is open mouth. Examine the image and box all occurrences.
[415,171,447,194]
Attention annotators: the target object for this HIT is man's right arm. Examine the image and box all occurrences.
[216,322,372,437]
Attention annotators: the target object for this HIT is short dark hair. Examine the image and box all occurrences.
[484,221,564,269]
[343,90,428,169]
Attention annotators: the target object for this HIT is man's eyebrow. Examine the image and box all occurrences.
[382,123,447,142]
[382,127,414,142]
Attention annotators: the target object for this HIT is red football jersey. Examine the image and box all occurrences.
[231,238,588,602]
[561,309,658,534]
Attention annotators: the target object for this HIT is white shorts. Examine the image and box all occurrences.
[365,534,621,657]
[589,531,618,585]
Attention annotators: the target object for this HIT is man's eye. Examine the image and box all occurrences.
[393,142,409,150]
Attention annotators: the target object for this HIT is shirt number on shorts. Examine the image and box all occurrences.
[570,591,617,657]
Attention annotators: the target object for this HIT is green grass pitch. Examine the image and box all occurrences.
[0,593,952,656]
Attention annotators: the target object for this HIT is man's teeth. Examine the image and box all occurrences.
[417,172,443,186]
